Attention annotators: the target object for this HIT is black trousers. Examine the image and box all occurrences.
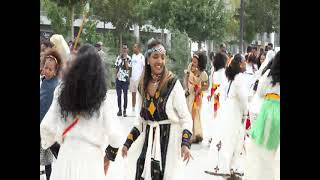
[116,79,129,111]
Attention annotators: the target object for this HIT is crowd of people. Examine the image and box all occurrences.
[40,33,280,180]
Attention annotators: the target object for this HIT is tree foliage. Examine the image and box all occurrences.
[91,0,138,50]
[170,0,229,43]
[244,0,280,42]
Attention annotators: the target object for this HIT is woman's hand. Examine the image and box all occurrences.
[181,145,193,165]
[122,146,128,158]
[104,157,110,175]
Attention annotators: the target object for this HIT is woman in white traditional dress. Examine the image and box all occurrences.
[205,54,248,179]
[245,51,280,180]
[208,52,228,118]
[121,39,193,180]
[248,58,274,127]
[207,52,228,144]
[40,44,122,180]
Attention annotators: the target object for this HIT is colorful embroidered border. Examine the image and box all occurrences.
[105,145,119,161]
[182,129,192,149]
[124,127,141,149]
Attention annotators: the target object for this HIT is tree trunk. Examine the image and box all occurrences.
[70,4,75,40]
[134,24,140,43]
[119,31,123,53]
[239,0,244,53]
[161,29,164,43]
[198,41,201,51]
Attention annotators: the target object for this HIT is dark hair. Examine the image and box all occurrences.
[252,46,257,51]
[246,46,252,53]
[41,40,53,49]
[122,43,128,48]
[220,43,226,48]
[213,53,227,71]
[269,51,280,86]
[225,53,243,81]
[139,39,174,96]
[268,43,273,48]
[209,52,215,61]
[58,44,107,119]
[43,48,62,74]
[193,51,207,72]
[247,54,257,64]
[260,48,264,53]
[257,52,267,68]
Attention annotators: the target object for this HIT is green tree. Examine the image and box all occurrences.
[171,0,229,50]
[42,0,87,39]
[41,0,69,36]
[244,0,280,43]
[49,0,88,39]
[166,30,191,82]
[91,0,137,52]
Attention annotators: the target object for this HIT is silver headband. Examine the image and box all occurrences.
[147,45,166,55]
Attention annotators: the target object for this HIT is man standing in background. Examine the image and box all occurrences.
[129,43,145,115]
[115,44,132,117]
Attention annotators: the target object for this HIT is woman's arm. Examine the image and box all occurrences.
[173,80,193,149]
[40,86,63,149]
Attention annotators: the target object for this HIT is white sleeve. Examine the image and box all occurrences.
[142,54,145,66]
[172,80,193,132]
[235,75,249,115]
[132,90,144,132]
[40,86,64,149]
[257,69,271,98]
[102,99,123,148]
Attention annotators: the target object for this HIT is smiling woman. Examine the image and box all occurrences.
[122,39,194,180]
[184,51,209,144]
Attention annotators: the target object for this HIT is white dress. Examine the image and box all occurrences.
[212,68,228,108]
[245,72,280,180]
[243,63,258,101]
[248,69,271,126]
[40,86,123,180]
[206,73,248,178]
[125,80,193,180]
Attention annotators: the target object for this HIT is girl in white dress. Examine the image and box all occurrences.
[40,44,123,180]
[245,51,280,180]
[205,54,248,179]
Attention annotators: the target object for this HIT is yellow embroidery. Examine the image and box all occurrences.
[148,101,156,116]
[183,133,189,139]
[128,134,133,141]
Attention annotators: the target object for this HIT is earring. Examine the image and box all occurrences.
[147,61,150,65]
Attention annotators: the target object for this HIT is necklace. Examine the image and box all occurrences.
[152,81,159,87]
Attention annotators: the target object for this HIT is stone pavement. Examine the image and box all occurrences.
[41,90,279,180]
